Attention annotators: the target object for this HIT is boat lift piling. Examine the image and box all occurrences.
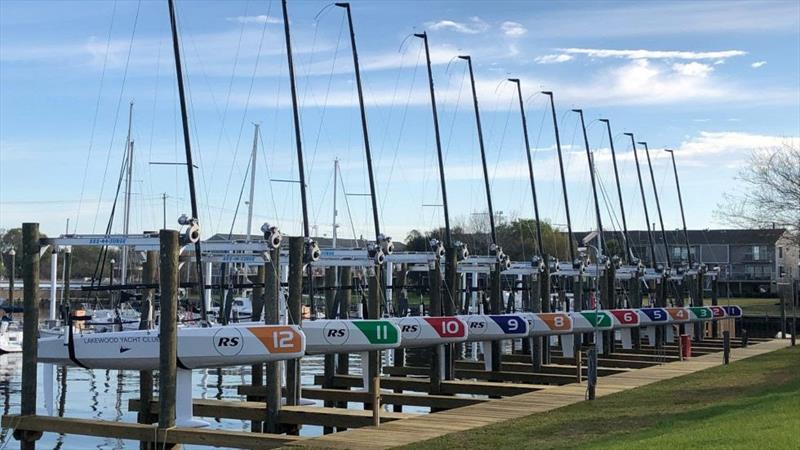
[16,223,41,450]
[264,247,282,434]
[138,250,158,444]
[158,230,180,449]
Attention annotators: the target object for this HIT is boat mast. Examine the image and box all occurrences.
[459,55,497,246]
[332,159,339,249]
[337,2,381,243]
[665,149,692,266]
[624,133,658,269]
[639,141,672,268]
[167,0,206,321]
[281,0,310,241]
[414,32,452,247]
[573,109,605,256]
[246,123,259,243]
[600,119,631,264]
[508,79,544,256]
[542,91,575,261]
[121,101,134,284]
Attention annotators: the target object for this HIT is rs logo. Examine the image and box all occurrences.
[327,329,346,337]
[401,325,419,333]
[213,327,244,356]
[217,337,240,347]
[470,322,485,329]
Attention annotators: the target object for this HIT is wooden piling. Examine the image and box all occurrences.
[138,250,158,446]
[573,275,583,367]
[158,230,179,450]
[372,376,381,427]
[17,223,41,450]
[489,265,502,374]
[250,264,266,432]
[540,256,551,364]
[336,266,353,376]
[392,266,406,413]
[443,247,458,380]
[722,330,730,364]
[286,237,304,413]
[630,276,642,350]
[323,267,337,434]
[428,259,443,394]
[366,269,381,411]
[264,248,282,434]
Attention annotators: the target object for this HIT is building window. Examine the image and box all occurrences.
[778,247,783,258]
[752,245,760,261]
[779,266,785,277]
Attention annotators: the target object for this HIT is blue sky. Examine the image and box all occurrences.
[1,0,799,244]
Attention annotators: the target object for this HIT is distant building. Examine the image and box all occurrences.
[575,228,798,297]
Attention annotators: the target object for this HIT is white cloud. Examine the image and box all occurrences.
[555,59,732,105]
[751,60,767,68]
[535,54,574,64]
[672,62,713,77]
[675,131,799,161]
[559,48,747,61]
[500,21,527,37]
[426,17,489,34]
[226,15,282,25]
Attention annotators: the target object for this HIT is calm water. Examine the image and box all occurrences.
[0,352,417,450]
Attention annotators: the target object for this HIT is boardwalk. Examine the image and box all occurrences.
[294,339,791,449]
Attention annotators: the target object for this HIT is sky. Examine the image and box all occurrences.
[1,0,799,245]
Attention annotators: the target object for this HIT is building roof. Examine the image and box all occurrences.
[574,228,788,247]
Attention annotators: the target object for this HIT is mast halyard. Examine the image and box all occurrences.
[460,55,497,247]
[121,101,134,284]
[625,133,658,269]
[600,119,631,264]
[167,0,206,322]
[573,109,605,256]
[246,124,259,243]
[337,2,382,245]
[639,141,672,269]
[542,91,576,262]
[666,149,692,266]
[415,32,452,248]
[509,79,544,256]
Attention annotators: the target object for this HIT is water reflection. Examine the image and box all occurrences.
[0,353,379,449]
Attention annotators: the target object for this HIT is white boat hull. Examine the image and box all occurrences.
[38,324,305,370]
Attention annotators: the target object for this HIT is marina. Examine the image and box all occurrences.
[1,0,798,449]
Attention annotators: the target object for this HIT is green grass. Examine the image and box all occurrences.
[402,346,800,450]
[708,297,798,317]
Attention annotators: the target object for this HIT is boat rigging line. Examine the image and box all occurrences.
[574,109,606,256]
[460,55,497,247]
[168,0,206,322]
[665,149,693,266]
[625,133,658,269]
[639,141,672,269]
[542,91,576,262]
[600,119,632,264]
[508,79,544,257]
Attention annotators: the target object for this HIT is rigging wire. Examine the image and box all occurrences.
[214,0,273,233]
[209,0,251,192]
[90,0,142,234]
[74,0,118,234]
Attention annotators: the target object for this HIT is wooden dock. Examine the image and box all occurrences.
[293,339,791,449]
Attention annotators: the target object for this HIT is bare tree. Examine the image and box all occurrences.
[715,142,800,245]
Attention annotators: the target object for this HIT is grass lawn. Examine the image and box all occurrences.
[708,297,798,317]
[402,345,799,450]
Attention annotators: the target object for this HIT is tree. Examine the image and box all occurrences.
[714,142,800,245]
